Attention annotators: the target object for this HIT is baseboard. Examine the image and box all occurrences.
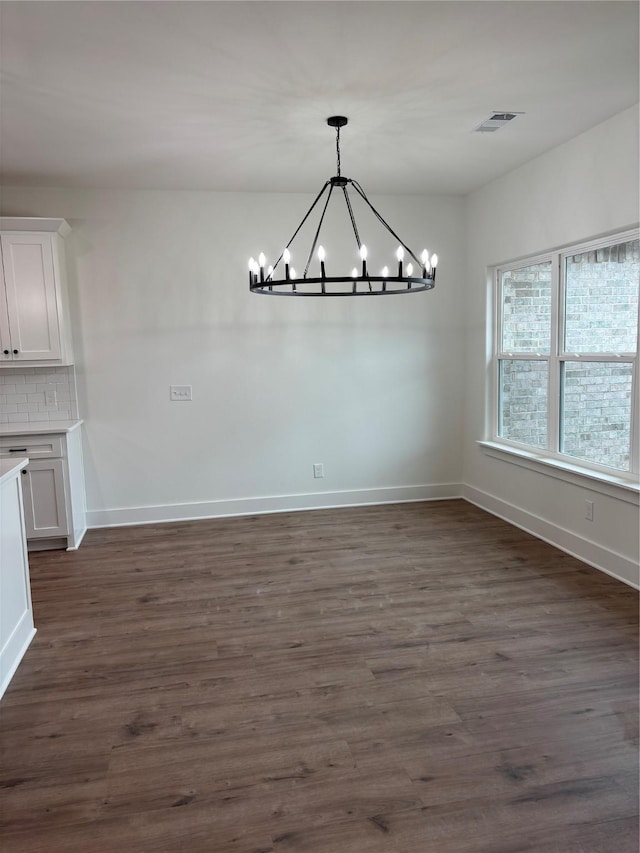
[86,483,463,530]
[84,482,638,589]
[0,612,36,700]
[66,525,88,551]
[463,484,639,590]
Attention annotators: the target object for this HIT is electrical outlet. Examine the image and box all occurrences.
[585,500,594,522]
[313,463,324,479]
[45,389,57,406]
[170,385,192,401]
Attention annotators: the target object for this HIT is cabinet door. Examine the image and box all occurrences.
[20,459,69,539]
[1,233,62,361]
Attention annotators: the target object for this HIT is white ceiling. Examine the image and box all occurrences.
[1,1,638,195]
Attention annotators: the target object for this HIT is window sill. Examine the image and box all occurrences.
[478,441,639,506]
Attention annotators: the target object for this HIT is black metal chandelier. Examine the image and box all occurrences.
[248,116,438,297]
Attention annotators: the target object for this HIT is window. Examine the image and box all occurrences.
[493,230,639,479]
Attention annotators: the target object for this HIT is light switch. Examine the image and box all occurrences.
[170,385,192,401]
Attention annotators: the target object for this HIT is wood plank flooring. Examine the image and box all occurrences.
[0,499,638,852]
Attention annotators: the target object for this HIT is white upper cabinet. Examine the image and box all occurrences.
[0,218,73,366]
[1,233,62,361]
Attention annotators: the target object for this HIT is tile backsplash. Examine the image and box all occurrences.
[0,366,79,423]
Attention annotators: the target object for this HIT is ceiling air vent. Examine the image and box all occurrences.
[474,112,523,133]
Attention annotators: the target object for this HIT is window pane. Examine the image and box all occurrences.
[564,239,639,353]
[561,362,633,471]
[499,359,548,447]
[501,262,552,353]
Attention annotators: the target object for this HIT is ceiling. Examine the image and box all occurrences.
[1,1,638,195]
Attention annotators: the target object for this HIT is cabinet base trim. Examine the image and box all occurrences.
[86,484,463,529]
[27,537,68,552]
[0,613,36,700]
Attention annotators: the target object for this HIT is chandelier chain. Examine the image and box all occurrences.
[336,126,341,177]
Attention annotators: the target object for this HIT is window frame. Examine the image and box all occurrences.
[489,228,640,484]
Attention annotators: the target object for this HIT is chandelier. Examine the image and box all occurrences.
[248,116,438,297]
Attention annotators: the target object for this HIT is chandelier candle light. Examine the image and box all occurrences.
[248,116,438,297]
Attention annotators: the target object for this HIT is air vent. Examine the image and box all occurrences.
[474,111,524,133]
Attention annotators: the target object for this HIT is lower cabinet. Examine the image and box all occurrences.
[0,427,87,551]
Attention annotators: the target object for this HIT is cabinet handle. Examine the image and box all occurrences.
[12,349,19,355]
[9,448,28,453]
[2,350,8,355]
[22,470,27,475]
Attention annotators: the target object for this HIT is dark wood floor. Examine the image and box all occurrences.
[0,500,638,852]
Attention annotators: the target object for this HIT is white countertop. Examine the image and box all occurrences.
[0,419,83,436]
[0,456,28,486]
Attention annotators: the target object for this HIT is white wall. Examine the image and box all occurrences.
[464,105,640,587]
[3,108,637,587]
[0,186,466,524]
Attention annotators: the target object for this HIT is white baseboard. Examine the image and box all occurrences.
[86,483,463,529]
[0,612,36,700]
[67,525,88,551]
[463,484,639,590]
[83,482,638,590]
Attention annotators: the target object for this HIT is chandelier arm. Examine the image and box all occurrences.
[350,180,423,269]
[303,182,334,279]
[343,185,371,291]
[342,185,362,251]
[271,180,331,273]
